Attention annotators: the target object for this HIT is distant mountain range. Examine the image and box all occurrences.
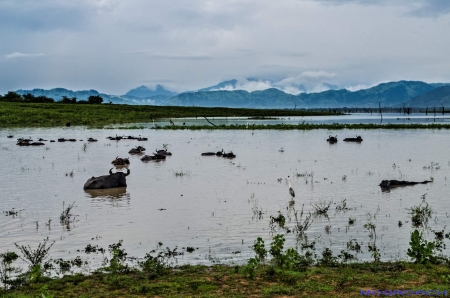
[13,80,450,108]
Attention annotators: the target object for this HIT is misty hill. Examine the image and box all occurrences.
[198,79,239,92]
[125,85,177,104]
[166,81,442,108]
[12,80,450,108]
[409,86,450,107]
[298,80,435,108]
[166,88,304,108]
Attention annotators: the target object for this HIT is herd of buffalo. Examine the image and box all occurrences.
[8,133,431,192]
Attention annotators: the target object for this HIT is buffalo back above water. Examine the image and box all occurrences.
[83,168,130,189]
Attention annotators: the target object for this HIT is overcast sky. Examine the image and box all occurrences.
[1,0,450,95]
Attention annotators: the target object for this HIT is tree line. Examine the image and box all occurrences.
[0,91,104,104]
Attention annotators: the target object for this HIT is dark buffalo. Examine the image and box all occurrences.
[201,152,216,156]
[327,135,338,143]
[129,146,146,154]
[155,149,172,156]
[343,136,363,142]
[379,179,432,191]
[141,154,166,161]
[83,168,130,189]
[202,149,224,156]
[222,151,236,158]
[87,137,98,142]
[7,135,14,138]
[111,157,130,166]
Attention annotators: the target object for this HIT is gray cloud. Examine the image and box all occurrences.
[313,0,450,17]
[1,0,450,94]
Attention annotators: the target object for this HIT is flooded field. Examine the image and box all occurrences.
[119,112,450,128]
[1,126,449,268]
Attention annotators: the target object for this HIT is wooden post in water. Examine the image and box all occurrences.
[379,101,383,123]
[426,107,428,115]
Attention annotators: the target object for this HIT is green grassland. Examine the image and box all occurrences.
[2,263,449,297]
[0,102,340,128]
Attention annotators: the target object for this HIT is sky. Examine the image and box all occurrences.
[1,0,450,95]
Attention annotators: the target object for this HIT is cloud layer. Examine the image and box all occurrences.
[1,0,449,94]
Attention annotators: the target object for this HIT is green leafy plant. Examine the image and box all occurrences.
[252,237,267,262]
[407,229,437,264]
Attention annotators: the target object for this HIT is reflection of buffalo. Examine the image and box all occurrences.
[379,179,432,191]
[83,168,130,189]
[343,136,363,142]
[84,187,127,199]
[327,135,338,143]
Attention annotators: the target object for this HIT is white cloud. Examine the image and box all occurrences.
[345,84,370,92]
[4,52,44,59]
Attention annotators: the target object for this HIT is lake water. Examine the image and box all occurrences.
[1,121,450,270]
[117,112,450,128]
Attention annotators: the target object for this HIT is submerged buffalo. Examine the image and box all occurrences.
[155,149,172,156]
[111,157,130,166]
[83,168,130,189]
[202,149,224,156]
[343,136,363,142]
[141,153,166,161]
[379,179,432,191]
[327,135,338,143]
[129,146,146,154]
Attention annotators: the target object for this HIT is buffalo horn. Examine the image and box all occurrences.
[125,168,130,176]
[109,168,114,175]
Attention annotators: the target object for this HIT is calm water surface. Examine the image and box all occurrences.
[120,112,450,128]
[1,126,449,268]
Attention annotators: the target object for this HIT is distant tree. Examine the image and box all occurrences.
[2,91,22,102]
[88,95,103,104]
[23,93,35,102]
[35,95,54,103]
[60,96,70,103]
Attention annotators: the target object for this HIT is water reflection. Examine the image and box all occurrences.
[84,187,128,199]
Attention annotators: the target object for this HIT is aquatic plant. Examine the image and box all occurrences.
[407,202,433,229]
[293,205,314,238]
[14,237,54,268]
[312,201,331,218]
[407,230,438,264]
[60,201,77,229]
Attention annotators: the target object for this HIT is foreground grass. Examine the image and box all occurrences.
[0,102,339,128]
[3,263,450,297]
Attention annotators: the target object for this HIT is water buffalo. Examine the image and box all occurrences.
[327,135,338,143]
[379,179,432,191]
[129,146,146,154]
[111,157,130,166]
[155,149,172,156]
[141,153,166,161]
[83,168,130,189]
[88,137,98,142]
[201,152,216,156]
[222,151,236,158]
[343,136,363,142]
[202,149,224,156]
